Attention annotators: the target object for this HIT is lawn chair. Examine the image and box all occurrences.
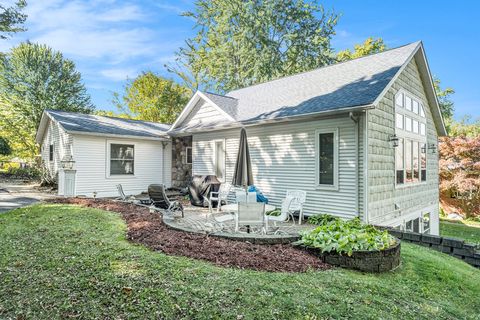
[148,184,184,217]
[235,202,266,233]
[235,190,247,203]
[247,192,257,203]
[265,195,294,229]
[209,182,232,213]
[116,184,151,205]
[285,190,307,224]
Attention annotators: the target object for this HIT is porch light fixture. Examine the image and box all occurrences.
[428,143,437,154]
[60,154,75,170]
[389,134,399,148]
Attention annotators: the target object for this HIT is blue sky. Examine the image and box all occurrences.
[1,0,478,120]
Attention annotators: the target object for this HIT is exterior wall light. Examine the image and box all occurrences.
[61,154,75,170]
[428,143,437,154]
[389,134,399,147]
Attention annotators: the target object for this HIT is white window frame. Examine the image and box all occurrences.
[315,128,339,190]
[213,139,226,182]
[185,147,193,164]
[106,140,136,178]
[394,89,427,189]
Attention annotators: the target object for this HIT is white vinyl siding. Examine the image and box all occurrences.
[73,135,170,197]
[40,119,73,177]
[192,115,364,219]
[177,100,232,130]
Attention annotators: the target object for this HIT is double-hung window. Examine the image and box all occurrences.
[185,147,193,164]
[394,90,427,186]
[49,144,54,161]
[316,128,338,189]
[109,143,134,175]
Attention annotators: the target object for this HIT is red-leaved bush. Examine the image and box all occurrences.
[439,136,480,218]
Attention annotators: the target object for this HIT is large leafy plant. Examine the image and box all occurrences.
[297,215,396,256]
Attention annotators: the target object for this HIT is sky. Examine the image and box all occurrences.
[1,0,479,120]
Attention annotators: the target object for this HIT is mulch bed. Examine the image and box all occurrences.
[47,198,330,273]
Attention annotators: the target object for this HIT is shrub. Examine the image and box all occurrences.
[298,215,396,256]
[4,166,41,180]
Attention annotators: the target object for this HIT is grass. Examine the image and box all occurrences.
[440,219,480,245]
[1,204,479,319]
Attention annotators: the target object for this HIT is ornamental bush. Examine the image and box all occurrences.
[297,215,396,256]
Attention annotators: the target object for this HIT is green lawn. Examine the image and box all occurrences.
[1,204,479,319]
[440,219,480,245]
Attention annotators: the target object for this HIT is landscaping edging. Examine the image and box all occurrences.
[302,240,401,273]
[385,229,480,268]
[163,217,301,244]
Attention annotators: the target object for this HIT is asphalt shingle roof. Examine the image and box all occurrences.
[206,42,420,123]
[46,110,170,139]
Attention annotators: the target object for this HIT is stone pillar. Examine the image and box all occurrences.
[171,136,192,188]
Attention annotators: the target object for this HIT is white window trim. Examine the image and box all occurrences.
[213,139,226,182]
[394,89,428,189]
[315,128,339,190]
[185,147,193,164]
[106,140,136,179]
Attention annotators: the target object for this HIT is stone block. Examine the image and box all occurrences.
[403,232,421,242]
[441,237,464,248]
[421,234,442,245]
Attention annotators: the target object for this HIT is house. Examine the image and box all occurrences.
[35,110,172,197]
[37,41,446,235]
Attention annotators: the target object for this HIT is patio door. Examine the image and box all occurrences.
[214,140,225,181]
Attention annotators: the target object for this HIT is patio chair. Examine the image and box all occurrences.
[247,192,257,203]
[116,184,151,205]
[235,190,247,203]
[265,195,293,229]
[209,182,232,213]
[235,202,266,233]
[148,184,184,217]
[285,190,307,224]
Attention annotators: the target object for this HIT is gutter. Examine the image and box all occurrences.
[65,130,171,142]
[169,104,375,136]
[349,112,360,217]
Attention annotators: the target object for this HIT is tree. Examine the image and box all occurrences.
[94,110,132,119]
[0,42,94,158]
[0,137,11,156]
[171,0,339,93]
[439,136,480,218]
[433,77,455,125]
[0,0,27,40]
[449,116,480,138]
[113,72,191,124]
[336,37,386,62]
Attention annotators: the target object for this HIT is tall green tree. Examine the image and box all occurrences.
[113,72,191,124]
[0,42,94,158]
[171,0,339,93]
[0,0,27,40]
[336,37,386,62]
[433,78,455,124]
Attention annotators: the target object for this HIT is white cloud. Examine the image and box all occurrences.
[100,67,139,81]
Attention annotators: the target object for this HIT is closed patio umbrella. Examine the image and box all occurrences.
[232,128,254,190]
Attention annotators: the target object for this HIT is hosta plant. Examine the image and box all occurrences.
[298,215,396,256]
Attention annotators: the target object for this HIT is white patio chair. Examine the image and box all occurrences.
[235,202,266,233]
[265,195,294,229]
[235,190,247,203]
[285,190,307,224]
[247,191,257,203]
[209,182,232,213]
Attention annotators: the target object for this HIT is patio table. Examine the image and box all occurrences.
[221,203,276,213]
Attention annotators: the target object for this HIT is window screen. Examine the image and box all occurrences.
[318,132,335,185]
[110,144,134,175]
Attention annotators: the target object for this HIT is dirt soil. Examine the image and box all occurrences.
[48,198,330,273]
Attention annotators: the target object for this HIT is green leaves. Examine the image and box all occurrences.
[0,42,94,158]
[0,0,27,40]
[300,215,396,256]
[171,0,338,93]
[112,72,191,124]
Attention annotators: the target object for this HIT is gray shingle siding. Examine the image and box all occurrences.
[367,58,439,225]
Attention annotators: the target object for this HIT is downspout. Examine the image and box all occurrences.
[349,112,360,216]
[161,141,168,186]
